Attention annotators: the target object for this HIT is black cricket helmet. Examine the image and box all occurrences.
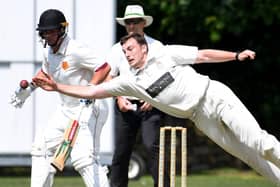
[36,9,68,31]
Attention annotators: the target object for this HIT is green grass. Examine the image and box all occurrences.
[0,168,277,187]
[0,176,84,187]
[129,168,277,187]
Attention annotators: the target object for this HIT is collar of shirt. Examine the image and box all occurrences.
[129,56,156,76]
[129,66,140,75]
[50,35,71,55]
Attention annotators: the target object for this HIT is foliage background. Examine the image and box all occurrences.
[116,0,280,137]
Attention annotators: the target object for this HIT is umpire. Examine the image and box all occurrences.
[105,5,168,187]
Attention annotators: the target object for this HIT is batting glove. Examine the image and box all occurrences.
[9,82,36,108]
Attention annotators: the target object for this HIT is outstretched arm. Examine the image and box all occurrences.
[195,49,255,64]
[32,74,113,99]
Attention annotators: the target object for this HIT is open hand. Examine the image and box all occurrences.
[32,73,57,91]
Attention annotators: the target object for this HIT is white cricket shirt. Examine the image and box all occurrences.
[42,35,104,107]
[101,45,210,118]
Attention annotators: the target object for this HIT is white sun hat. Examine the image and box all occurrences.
[116,5,153,27]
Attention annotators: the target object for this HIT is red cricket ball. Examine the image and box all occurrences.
[20,80,29,89]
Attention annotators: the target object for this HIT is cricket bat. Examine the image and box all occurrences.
[51,119,80,171]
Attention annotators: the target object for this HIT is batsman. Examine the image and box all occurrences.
[9,9,110,187]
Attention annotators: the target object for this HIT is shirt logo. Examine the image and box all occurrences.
[62,61,69,70]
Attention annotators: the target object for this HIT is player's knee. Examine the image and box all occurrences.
[72,155,94,171]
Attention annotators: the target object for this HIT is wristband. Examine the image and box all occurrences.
[235,52,241,61]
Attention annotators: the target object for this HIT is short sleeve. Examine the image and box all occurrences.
[105,43,125,77]
[165,45,198,65]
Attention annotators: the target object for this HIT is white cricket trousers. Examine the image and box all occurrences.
[191,80,280,186]
[31,100,109,187]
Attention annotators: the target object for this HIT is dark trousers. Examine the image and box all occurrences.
[110,100,170,187]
